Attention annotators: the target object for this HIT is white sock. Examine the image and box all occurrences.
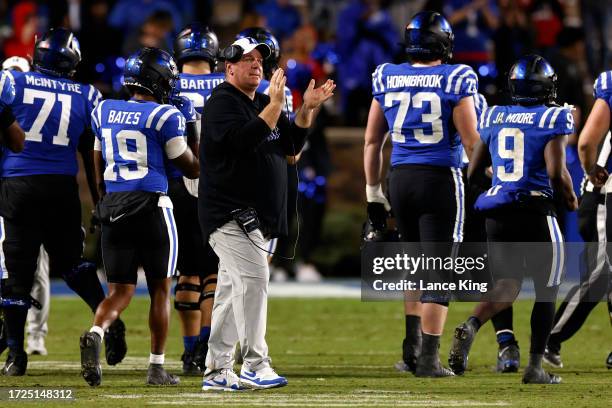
[150,353,164,365]
[89,326,105,340]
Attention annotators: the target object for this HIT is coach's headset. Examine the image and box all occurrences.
[220,38,270,63]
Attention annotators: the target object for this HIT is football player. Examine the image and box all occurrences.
[80,47,199,386]
[1,56,49,358]
[170,23,223,376]
[575,70,612,369]
[364,11,480,377]
[449,55,577,384]
[0,58,26,358]
[0,28,126,376]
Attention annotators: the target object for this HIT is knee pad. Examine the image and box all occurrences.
[174,282,202,311]
[201,277,217,301]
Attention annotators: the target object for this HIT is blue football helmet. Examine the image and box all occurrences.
[236,27,280,79]
[174,23,219,71]
[33,28,81,78]
[508,55,557,105]
[123,47,179,104]
[404,11,454,62]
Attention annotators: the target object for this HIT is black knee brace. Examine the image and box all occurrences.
[201,276,217,301]
[174,282,203,311]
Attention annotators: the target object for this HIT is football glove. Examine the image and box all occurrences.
[170,95,197,123]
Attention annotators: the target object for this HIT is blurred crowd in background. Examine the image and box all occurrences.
[0,0,610,277]
[0,0,610,127]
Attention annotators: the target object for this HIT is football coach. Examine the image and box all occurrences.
[198,36,335,390]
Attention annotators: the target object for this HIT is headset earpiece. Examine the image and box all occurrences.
[222,45,243,63]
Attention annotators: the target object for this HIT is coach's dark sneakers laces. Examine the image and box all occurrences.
[448,322,476,375]
[522,366,561,384]
[146,364,180,385]
[395,338,420,373]
[181,350,202,376]
[105,318,127,366]
[2,349,27,376]
[543,346,563,368]
[80,331,102,386]
[496,343,520,373]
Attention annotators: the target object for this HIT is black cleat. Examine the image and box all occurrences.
[80,332,102,386]
[496,343,520,373]
[522,366,561,384]
[606,351,612,369]
[180,351,202,376]
[543,347,563,368]
[2,349,27,376]
[448,322,476,375]
[395,338,420,373]
[105,318,127,366]
[415,354,455,378]
[193,338,208,371]
[0,313,7,356]
[146,364,180,385]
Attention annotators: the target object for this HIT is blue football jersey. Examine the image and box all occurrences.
[0,70,16,109]
[475,104,575,210]
[1,70,101,177]
[92,99,188,194]
[594,70,612,109]
[176,72,225,115]
[165,72,224,179]
[258,79,294,115]
[372,63,478,168]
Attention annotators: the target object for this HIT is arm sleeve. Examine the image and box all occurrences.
[203,94,272,152]
[159,109,188,159]
[551,107,575,138]
[85,85,103,116]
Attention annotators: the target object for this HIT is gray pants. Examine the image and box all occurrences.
[27,246,50,337]
[206,221,271,371]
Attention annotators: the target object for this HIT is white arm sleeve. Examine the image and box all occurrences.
[165,136,188,160]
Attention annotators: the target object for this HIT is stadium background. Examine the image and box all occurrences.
[0,0,610,277]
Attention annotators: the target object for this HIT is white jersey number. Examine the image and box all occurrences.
[384,91,443,144]
[497,127,524,182]
[23,88,72,146]
[101,129,149,181]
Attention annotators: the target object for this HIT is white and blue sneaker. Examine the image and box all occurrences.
[202,368,245,391]
[240,365,288,389]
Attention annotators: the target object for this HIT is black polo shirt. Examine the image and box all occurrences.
[199,81,308,242]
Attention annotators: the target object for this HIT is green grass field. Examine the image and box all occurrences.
[0,297,610,407]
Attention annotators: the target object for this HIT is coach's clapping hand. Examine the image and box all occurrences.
[269,68,287,107]
[302,79,335,110]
